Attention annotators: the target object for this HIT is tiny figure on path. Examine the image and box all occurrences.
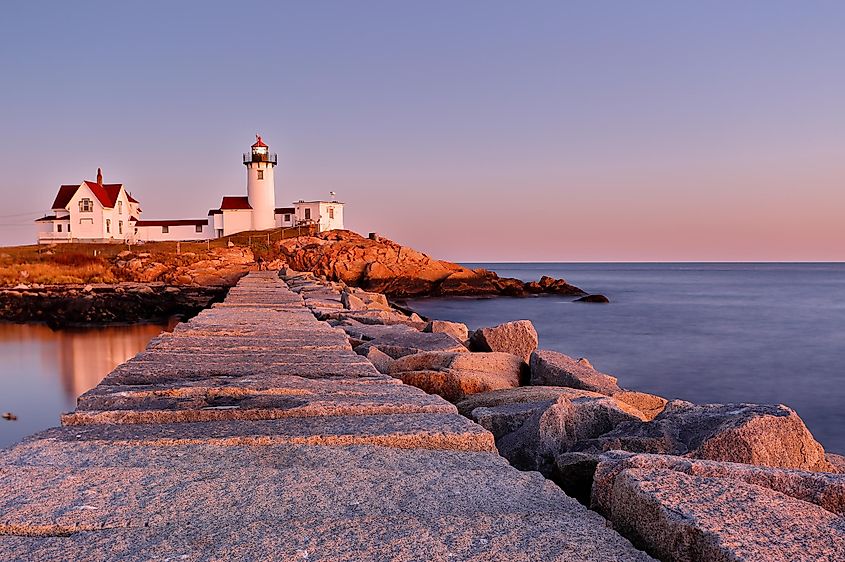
[256,256,265,271]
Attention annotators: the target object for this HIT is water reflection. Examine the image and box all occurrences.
[0,322,167,449]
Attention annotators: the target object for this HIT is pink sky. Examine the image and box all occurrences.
[1,2,843,261]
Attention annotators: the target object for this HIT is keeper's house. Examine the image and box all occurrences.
[35,168,209,244]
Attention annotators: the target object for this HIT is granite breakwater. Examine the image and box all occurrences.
[2,269,844,560]
[0,272,649,561]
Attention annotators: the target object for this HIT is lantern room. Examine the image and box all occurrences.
[244,134,277,165]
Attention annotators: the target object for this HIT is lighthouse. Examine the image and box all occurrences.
[244,134,277,230]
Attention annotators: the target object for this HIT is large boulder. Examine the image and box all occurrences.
[364,346,394,375]
[592,452,845,517]
[341,288,392,311]
[340,321,419,342]
[611,391,668,421]
[455,386,605,417]
[393,369,520,403]
[340,290,367,310]
[593,465,845,561]
[338,319,467,359]
[529,350,621,395]
[388,351,525,403]
[495,394,647,475]
[424,320,469,343]
[389,351,525,379]
[355,331,467,359]
[458,387,653,451]
[457,387,608,440]
[469,320,538,362]
[576,400,835,472]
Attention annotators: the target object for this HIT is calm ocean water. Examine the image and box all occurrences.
[0,323,164,449]
[408,263,845,453]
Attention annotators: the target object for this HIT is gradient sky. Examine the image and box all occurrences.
[1,1,843,261]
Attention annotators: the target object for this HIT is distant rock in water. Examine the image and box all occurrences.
[574,294,610,303]
[525,275,585,296]
[276,230,588,298]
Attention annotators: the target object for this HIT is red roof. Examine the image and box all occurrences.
[220,196,252,210]
[84,181,123,208]
[252,135,267,148]
[134,219,208,227]
[208,209,223,216]
[51,181,124,210]
[274,207,295,214]
[51,185,79,210]
[35,215,58,222]
[126,193,139,203]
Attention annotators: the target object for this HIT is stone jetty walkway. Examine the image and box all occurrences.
[0,272,651,561]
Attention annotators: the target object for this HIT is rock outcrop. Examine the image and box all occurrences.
[118,247,254,286]
[276,230,587,298]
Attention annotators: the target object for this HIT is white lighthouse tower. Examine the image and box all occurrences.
[244,135,277,230]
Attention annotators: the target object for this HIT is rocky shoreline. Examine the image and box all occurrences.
[282,267,845,561]
[276,230,595,299]
[0,283,230,328]
[0,229,606,328]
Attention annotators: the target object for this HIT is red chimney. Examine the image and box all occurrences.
[96,168,103,185]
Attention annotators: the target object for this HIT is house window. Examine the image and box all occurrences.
[57,224,62,233]
[162,226,169,234]
[304,208,311,220]
[195,225,203,233]
[79,198,93,212]
[284,214,291,222]
[257,170,264,180]
[328,208,334,219]
[106,219,111,233]
[117,201,123,214]
[67,223,70,232]
[80,218,93,225]
[118,221,123,234]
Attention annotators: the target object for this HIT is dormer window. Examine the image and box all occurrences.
[79,198,93,213]
[118,201,123,214]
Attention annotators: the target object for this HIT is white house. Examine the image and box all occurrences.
[35,169,143,244]
[37,136,345,244]
[287,200,345,231]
